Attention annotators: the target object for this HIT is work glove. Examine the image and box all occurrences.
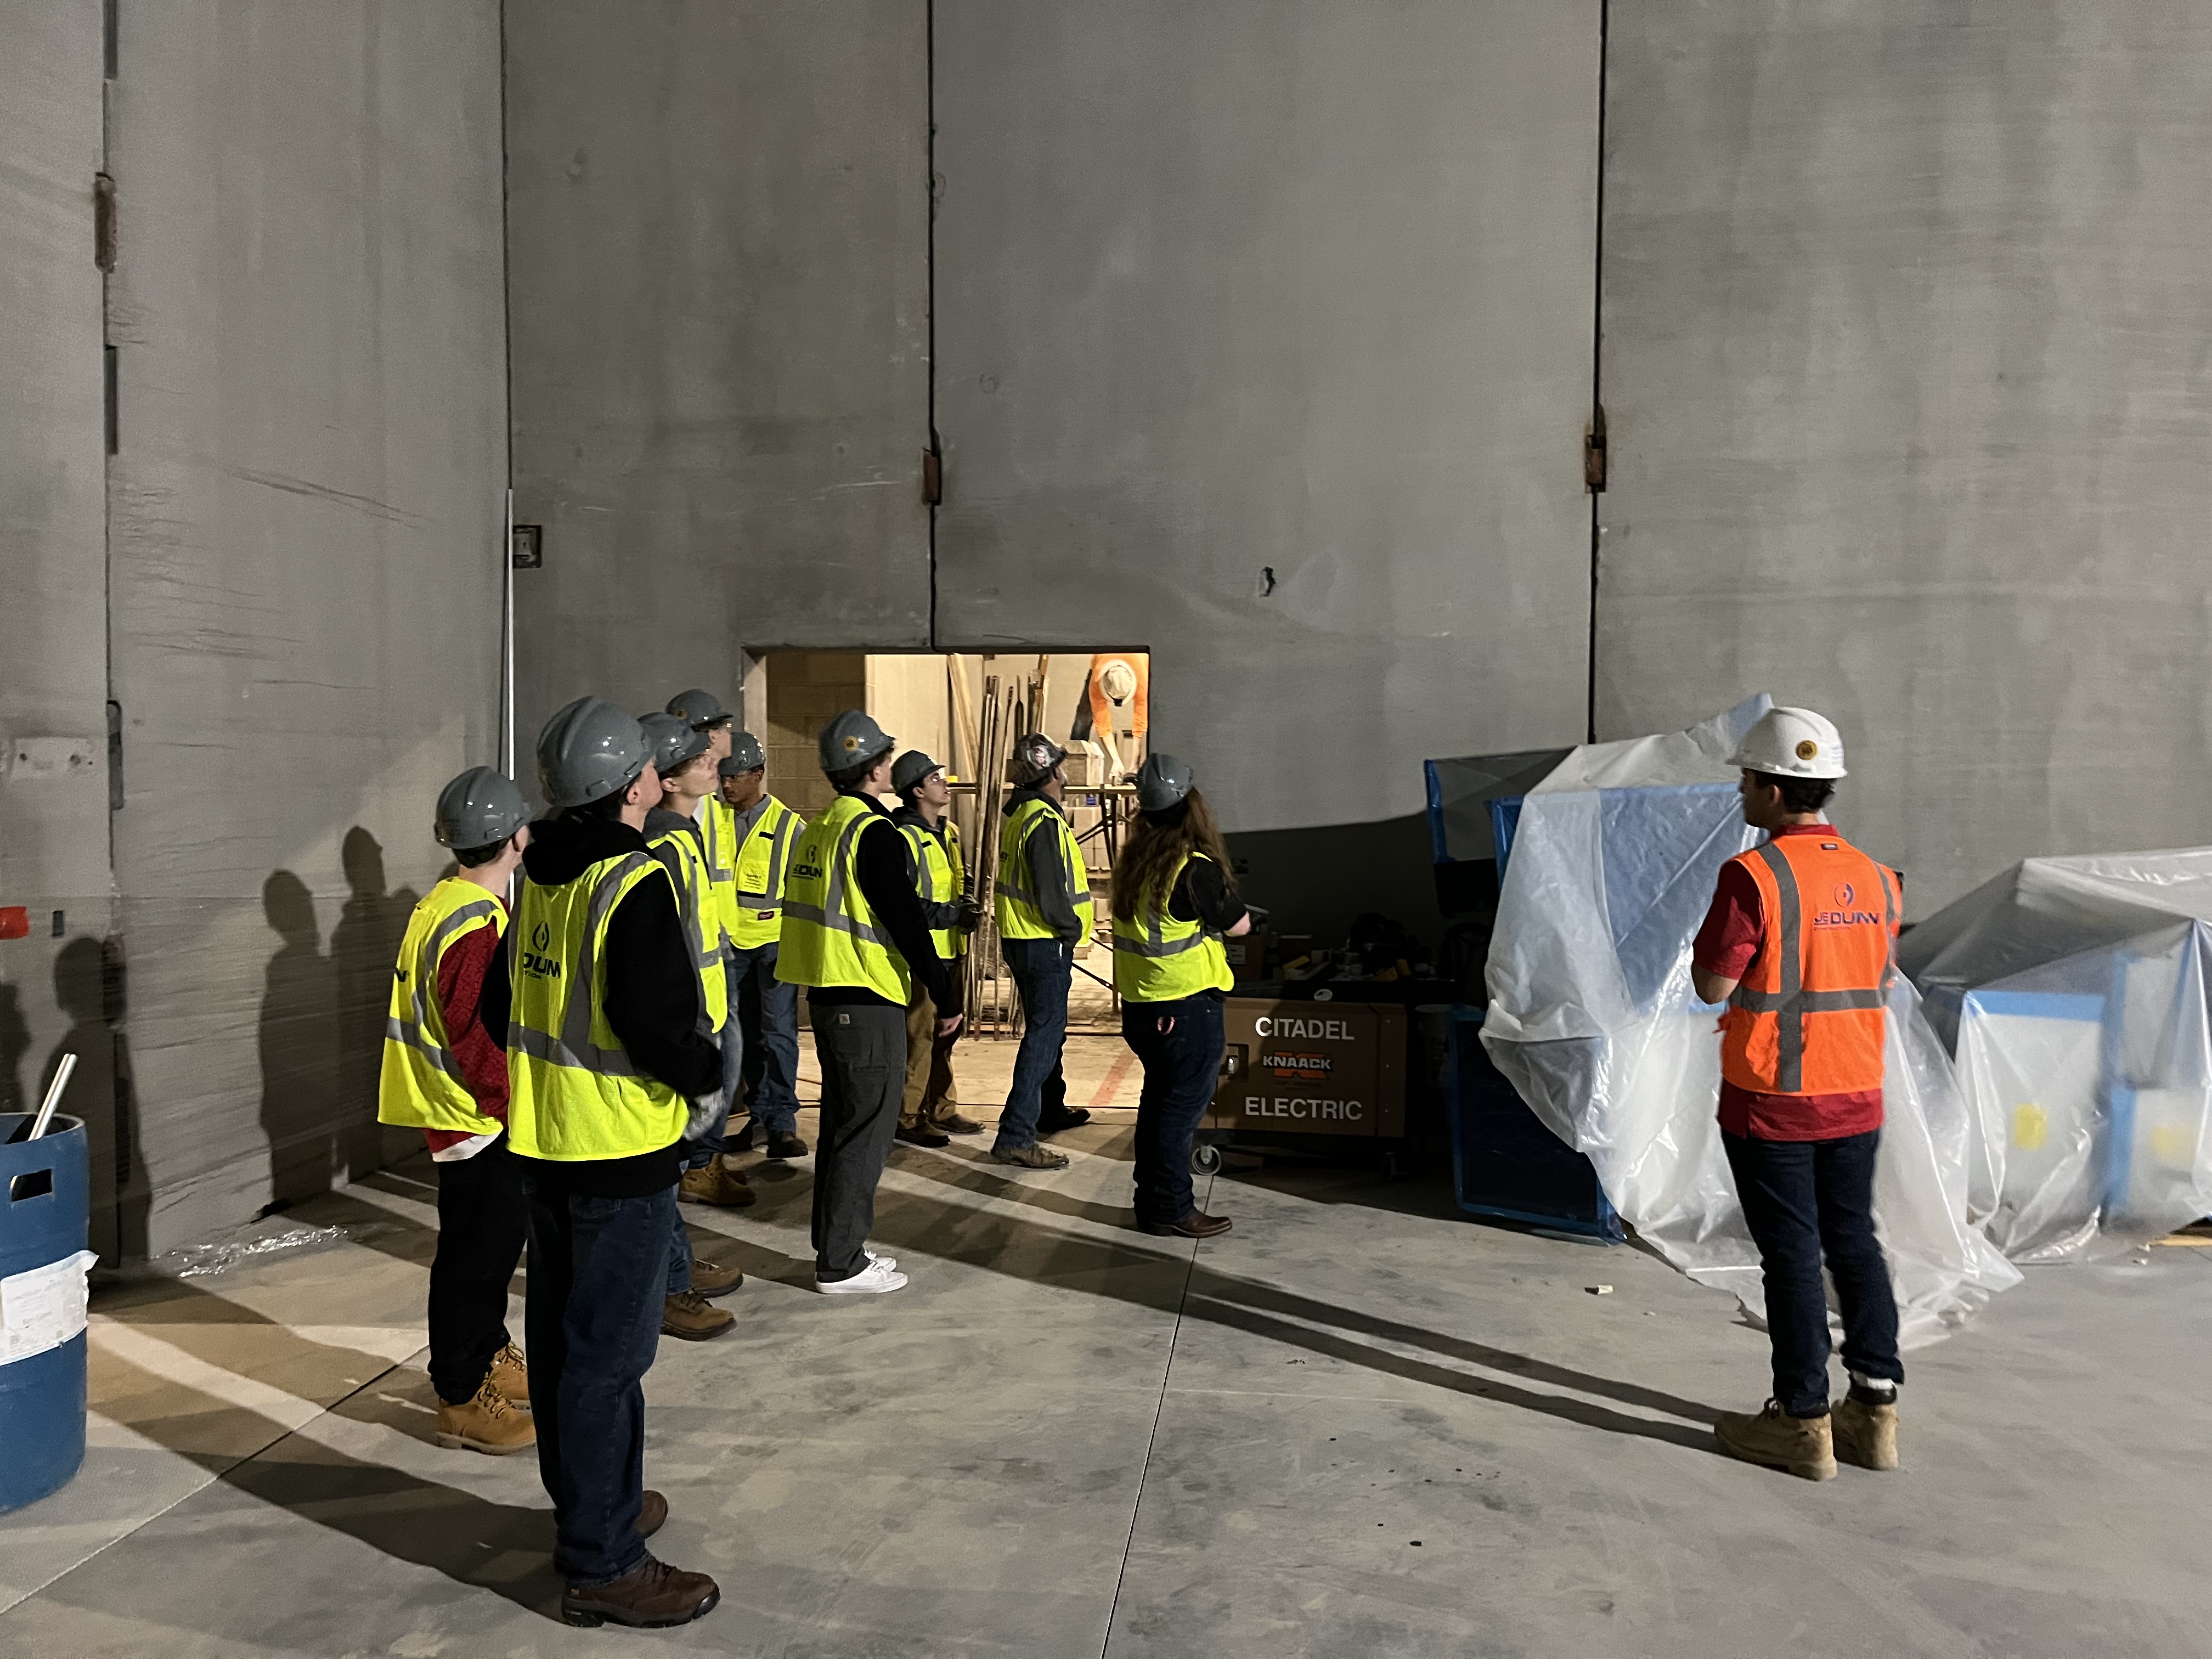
[956,896,984,933]
[683,1094,723,1142]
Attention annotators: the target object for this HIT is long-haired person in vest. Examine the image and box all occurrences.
[1690,707,1905,1482]
[476,699,726,1628]
[1110,754,1250,1238]
[376,767,535,1457]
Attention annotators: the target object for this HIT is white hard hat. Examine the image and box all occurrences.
[1726,706,1848,780]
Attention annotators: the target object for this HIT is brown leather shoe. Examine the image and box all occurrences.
[895,1122,952,1148]
[638,1488,667,1539]
[562,1556,719,1628]
[689,1258,744,1298]
[679,1161,755,1208]
[486,1341,529,1407]
[661,1291,735,1341]
[1036,1105,1092,1136]
[1139,1210,1233,1239]
[929,1108,984,1136]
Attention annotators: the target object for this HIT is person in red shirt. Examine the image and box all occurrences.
[1690,708,1903,1481]
[377,768,536,1455]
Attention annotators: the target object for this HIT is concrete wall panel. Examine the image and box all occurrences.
[933,1,1602,835]
[1599,3,2212,912]
[505,0,932,747]
[0,3,119,1247]
[106,1,506,1253]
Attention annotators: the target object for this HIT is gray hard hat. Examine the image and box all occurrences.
[665,687,730,729]
[720,731,765,776]
[891,749,944,795]
[819,709,895,774]
[1135,752,1194,814]
[537,696,650,809]
[435,766,530,850]
[1009,732,1067,787]
[638,712,709,776]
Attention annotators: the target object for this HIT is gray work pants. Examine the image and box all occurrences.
[808,1001,906,1282]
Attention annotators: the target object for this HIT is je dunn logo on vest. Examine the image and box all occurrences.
[521,920,562,979]
[1814,881,1883,929]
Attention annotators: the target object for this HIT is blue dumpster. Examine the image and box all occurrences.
[1,1113,92,1513]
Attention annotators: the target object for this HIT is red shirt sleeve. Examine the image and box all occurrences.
[1693,859,1764,982]
[435,916,510,1122]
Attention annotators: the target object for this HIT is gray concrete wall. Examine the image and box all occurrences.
[504,0,932,752]
[932,1,1603,838]
[1598,2,2212,915]
[106,0,507,1254]
[0,3,119,1246]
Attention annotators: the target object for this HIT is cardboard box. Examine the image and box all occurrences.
[1206,997,1406,1139]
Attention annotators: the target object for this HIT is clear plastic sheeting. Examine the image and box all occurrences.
[1901,851,2212,1261]
[169,1223,352,1279]
[1480,703,2021,1346]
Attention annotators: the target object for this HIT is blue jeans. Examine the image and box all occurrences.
[521,1176,675,1587]
[731,942,800,1133]
[1122,994,1226,1226]
[996,937,1072,1152]
[1723,1129,1904,1416]
[687,1012,738,1171]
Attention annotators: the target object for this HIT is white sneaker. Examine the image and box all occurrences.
[865,1248,897,1272]
[816,1257,909,1295]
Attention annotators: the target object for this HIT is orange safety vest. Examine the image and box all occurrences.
[1719,832,1900,1096]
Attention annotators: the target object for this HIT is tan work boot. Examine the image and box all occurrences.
[689,1257,744,1298]
[434,1377,537,1455]
[1714,1400,1837,1481]
[486,1341,529,1407]
[678,1159,755,1208]
[562,1556,720,1629]
[1833,1395,1900,1470]
[662,1290,735,1341]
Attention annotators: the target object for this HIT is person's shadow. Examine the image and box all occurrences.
[259,870,341,1210]
[329,828,417,1186]
[42,936,150,1262]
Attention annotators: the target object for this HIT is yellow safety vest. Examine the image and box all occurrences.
[1113,852,1234,1002]
[900,816,967,961]
[775,794,913,1003]
[378,877,508,1137]
[728,795,802,950]
[699,795,740,945]
[650,823,730,1030]
[995,797,1093,941]
[505,853,687,1161]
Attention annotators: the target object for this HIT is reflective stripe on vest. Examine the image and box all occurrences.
[504,853,687,1160]
[775,795,913,1002]
[730,796,800,949]
[1720,834,1898,1096]
[650,825,731,1031]
[1112,851,1233,1002]
[377,878,506,1136]
[902,818,967,961]
[994,797,1094,940]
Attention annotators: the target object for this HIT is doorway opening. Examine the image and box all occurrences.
[742,650,1150,1035]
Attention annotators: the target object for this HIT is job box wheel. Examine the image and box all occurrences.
[1190,1143,1223,1176]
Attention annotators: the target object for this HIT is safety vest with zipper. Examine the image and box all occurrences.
[900,816,968,961]
[378,877,507,1137]
[775,794,913,1003]
[995,797,1093,941]
[504,853,687,1160]
[714,794,801,950]
[649,823,730,1030]
[1113,851,1234,1002]
[1720,831,1899,1097]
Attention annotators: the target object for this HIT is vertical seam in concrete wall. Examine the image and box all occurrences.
[1585,0,1609,746]
[498,0,515,776]
[926,0,940,650]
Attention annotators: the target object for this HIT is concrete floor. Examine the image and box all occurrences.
[2,1032,2208,1657]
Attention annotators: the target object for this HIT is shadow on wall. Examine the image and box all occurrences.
[1224,809,1449,952]
[259,832,416,1214]
[41,936,151,1263]
[0,983,26,1117]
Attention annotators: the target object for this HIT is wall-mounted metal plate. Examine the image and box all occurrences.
[511,524,543,568]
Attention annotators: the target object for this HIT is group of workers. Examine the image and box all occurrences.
[376,686,1243,1628]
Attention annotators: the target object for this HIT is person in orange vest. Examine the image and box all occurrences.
[1690,707,1904,1482]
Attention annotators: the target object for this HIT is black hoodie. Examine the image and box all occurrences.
[478,810,723,1196]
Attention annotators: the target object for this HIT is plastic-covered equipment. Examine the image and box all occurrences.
[1901,850,2212,1261]
[1477,698,2020,1346]
[1,1113,97,1513]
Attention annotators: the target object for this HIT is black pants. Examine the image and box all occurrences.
[1724,1128,1904,1416]
[1123,993,1226,1227]
[522,1176,676,1587]
[809,1001,906,1282]
[427,1135,528,1405]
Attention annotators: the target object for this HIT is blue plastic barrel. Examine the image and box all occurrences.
[0,1113,91,1512]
